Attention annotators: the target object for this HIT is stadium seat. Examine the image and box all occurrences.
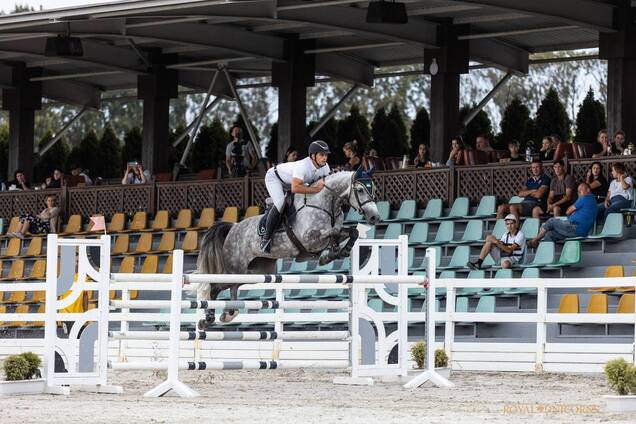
[0,217,20,238]
[475,296,496,313]
[0,260,24,281]
[439,197,469,220]
[344,208,363,224]
[121,211,147,233]
[24,260,46,280]
[519,218,540,240]
[589,265,625,293]
[27,283,46,303]
[463,196,496,218]
[189,208,215,230]
[244,206,260,219]
[141,210,169,232]
[141,255,159,273]
[113,256,136,300]
[587,293,608,313]
[384,199,416,222]
[558,294,579,313]
[162,255,173,274]
[180,231,199,253]
[1,238,22,258]
[1,287,26,304]
[504,268,539,295]
[548,240,581,269]
[131,233,153,255]
[0,305,6,327]
[457,270,484,296]
[482,219,506,242]
[508,196,523,204]
[413,198,443,221]
[221,207,239,223]
[383,223,402,239]
[20,237,42,257]
[5,304,29,328]
[450,220,483,244]
[477,268,513,295]
[59,214,82,235]
[455,297,469,312]
[284,260,309,273]
[112,234,130,256]
[426,221,454,246]
[286,288,317,299]
[170,209,192,231]
[520,241,554,268]
[107,213,126,233]
[408,246,441,271]
[314,288,346,299]
[588,213,624,241]
[148,232,176,254]
[408,222,429,245]
[617,294,635,313]
[438,246,470,270]
[376,201,391,222]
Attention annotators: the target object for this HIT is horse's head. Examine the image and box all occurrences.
[349,167,380,225]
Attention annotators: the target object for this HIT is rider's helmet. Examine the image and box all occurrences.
[308,140,331,156]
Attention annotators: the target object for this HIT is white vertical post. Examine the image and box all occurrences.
[397,235,409,376]
[350,241,361,379]
[96,235,112,388]
[444,279,455,361]
[273,284,284,360]
[535,285,547,372]
[118,283,130,362]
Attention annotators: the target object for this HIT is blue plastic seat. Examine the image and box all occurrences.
[451,220,483,244]
[408,222,429,245]
[409,246,441,271]
[413,198,443,221]
[426,221,454,245]
[463,196,496,218]
[475,296,496,313]
[547,240,581,268]
[504,268,539,295]
[457,270,484,296]
[520,241,554,268]
[438,245,470,270]
[455,297,469,312]
[439,197,470,220]
[282,260,309,274]
[384,199,416,222]
[588,213,623,240]
[376,201,391,222]
[383,223,403,239]
[520,218,540,240]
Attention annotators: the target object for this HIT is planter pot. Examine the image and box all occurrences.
[603,395,636,413]
[0,378,46,396]
[408,367,452,379]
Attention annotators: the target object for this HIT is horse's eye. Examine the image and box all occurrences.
[356,187,364,193]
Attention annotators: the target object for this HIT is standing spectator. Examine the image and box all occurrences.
[9,194,60,238]
[7,169,31,191]
[45,168,65,189]
[283,147,298,163]
[475,134,494,152]
[597,162,633,218]
[585,161,608,202]
[367,148,379,158]
[225,126,256,177]
[539,136,555,161]
[121,161,150,185]
[506,140,525,162]
[592,129,615,158]
[446,136,466,166]
[528,183,598,246]
[467,214,525,270]
[343,141,363,171]
[545,160,576,217]
[71,166,93,185]
[413,143,432,168]
[614,131,626,154]
[497,159,551,222]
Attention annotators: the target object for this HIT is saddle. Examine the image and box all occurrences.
[257,192,297,237]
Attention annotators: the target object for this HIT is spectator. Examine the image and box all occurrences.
[505,140,525,162]
[7,169,31,191]
[545,160,576,217]
[343,141,363,171]
[496,159,551,222]
[614,130,626,154]
[551,134,563,149]
[475,134,494,152]
[413,143,432,168]
[467,214,525,270]
[367,148,379,158]
[592,129,615,158]
[597,162,633,219]
[225,126,256,177]
[527,183,598,246]
[71,167,93,185]
[539,136,555,162]
[121,161,150,185]
[585,161,608,202]
[446,136,466,166]
[283,147,298,163]
[9,194,60,239]
[45,168,65,189]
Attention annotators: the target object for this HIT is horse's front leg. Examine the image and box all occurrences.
[337,227,359,259]
[219,284,240,323]
[319,227,357,265]
[197,283,217,331]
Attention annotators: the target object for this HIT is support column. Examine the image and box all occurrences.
[424,24,469,163]
[2,64,42,179]
[272,39,315,161]
[138,65,178,175]
[600,2,636,140]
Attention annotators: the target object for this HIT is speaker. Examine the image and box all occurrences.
[45,36,84,57]
[366,1,408,24]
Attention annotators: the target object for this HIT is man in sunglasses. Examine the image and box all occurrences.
[467,214,525,270]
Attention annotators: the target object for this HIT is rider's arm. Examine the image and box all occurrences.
[291,177,324,194]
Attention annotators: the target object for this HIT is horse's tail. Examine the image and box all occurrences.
[195,221,233,299]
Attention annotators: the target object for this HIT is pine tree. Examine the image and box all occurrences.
[122,127,142,164]
[574,88,606,144]
[266,122,278,162]
[96,125,122,178]
[409,107,430,157]
[498,97,534,149]
[192,118,228,172]
[459,105,493,148]
[534,87,571,143]
[35,131,70,182]
[336,104,371,164]
[386,103,409,156]
[370,107,389,156]
[307,118,338,160]
[167,124,188,168]
[66,130,100,177]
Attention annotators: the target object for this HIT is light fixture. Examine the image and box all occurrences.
[429,58,438,75]
[366,0,408,24]
[45,22,83,57]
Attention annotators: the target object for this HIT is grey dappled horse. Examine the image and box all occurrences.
[194,169,380,330]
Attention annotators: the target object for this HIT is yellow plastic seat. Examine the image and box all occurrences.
[221,206,239,223]
[1,238,22,258]
[130,233,153,255]
[558,294,579,313]
[6,304,30,328]
[24,260,46,280]
[107,213,126,233]
[141,210,169,232]
[112,234,130,256]
[244,206,260,219]
[121,211,147,233]
[59,215,82,236]
[0,305,6,327]
[112,256,136,300]
[20,237,43,258]
[588,265,624,293]
[617,294,635,314]
[24,304,45,328]
[170,209,192,231]
[0,260,25,281]
[162,255,173,274]
[1,217,20,238]
[1,288,26,304]
[587,294,608,313]
[141,255,159,273]
[189,208,215,230]
[27,281,46,303]
[149,232,175,254]
[181,231,199,253]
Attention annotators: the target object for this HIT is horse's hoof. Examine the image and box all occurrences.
[219,310,239,323]
[319,255,333,266]
[198,316,214,330]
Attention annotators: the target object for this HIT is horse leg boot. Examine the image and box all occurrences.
[220,284,240,323]
[198,309,215,330]
[260,207,281,253]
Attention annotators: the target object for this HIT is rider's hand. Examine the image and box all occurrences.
[315,179,326,191]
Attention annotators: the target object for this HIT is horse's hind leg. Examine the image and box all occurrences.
[197,284,226,330]
[219,284,240,323]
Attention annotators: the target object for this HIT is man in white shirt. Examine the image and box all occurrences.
[261,140,332,253]
[467,214,526,269]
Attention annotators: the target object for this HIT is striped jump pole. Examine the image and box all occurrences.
[110,359,351,371]
[109,330,350,341]
[109,299,349,310]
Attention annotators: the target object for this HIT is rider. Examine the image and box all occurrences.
[261,140,331,253]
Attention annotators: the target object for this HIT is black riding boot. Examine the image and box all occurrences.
[261,207,281,253]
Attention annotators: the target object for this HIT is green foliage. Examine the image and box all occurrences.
[605,358,636,396]
[11,3,34,13]
[370,107,389,156]
[370,104,409,158]
[3,354,30,381]
[192,118,228,172]
[459,105,493,148]
[35,131,70,182]
[122,127,142,165]
[20,352,41,378]
[409,107,430,157]
[266,122,278,162]
[0,123,9,180]
[435,349,449,368]
[498,97,534,149]
[336,104,371,164]
[167,124,187,168]
[308,118,339,160]
[574,89,606,144]
[409,341,449,369]
[66,130,100,178]
[387,104,409,156]
[95,126,122,178]
[534,87,571,143]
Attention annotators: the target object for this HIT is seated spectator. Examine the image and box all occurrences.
[44,168,65,189]
[592,129,615,158]
[497,159,551,222]
[7,169,31,191]
[446,136,466,166]
[70,166,93,185]
[504,140,525,162]
[343,141,363,171]
[585,161,608,202]
[368,148,379,158]
[476,134,494,152]
[9,194,60,239]
[539,136,555,161]
[413,143,432,168]
[545,160,576,217]
[122,161,150,185]
[614,130,626,154]
[467,214,525,270]
[527,183,598,246]
[365,148,385,170]
[283,147,298,163]
[598,162,633,219]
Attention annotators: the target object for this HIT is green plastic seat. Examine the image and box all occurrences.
[438,245,470,270]
[383,223,403,240]
[276,258,285,273]
[464,196,496,218]
[455,297,469,312]
[477,268,513,295]
[494,268,513,279]
[451,219,483,244]
[475,296,496,313]
[376,201,391,222]
[426,221,454,245]
[509,196,523,204]
[548,240,581,268]
[408,222,429,245]
[238,289,266,300]
[385,199,416,222]
[367,298,385,312]
[486,219,506,241]
[314,288,345,298]
[409,246,441,271]
[520,242,554,268]
[520,218,540,240]
[0,218,4,235]
[589,213,624,239]
[457,270,484,296]
[439,197,469,220]
[414,198,443,221]
[331,257,351,273]
[503,268,539,295]
[438,270,455,279]
[283,260,309,274]
[286,289,318,299]
[344,208,363,224]
[217,289,231,300]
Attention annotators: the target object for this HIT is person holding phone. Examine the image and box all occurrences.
[122,161,149,185]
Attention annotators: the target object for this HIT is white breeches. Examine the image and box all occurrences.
[265,168,287,212]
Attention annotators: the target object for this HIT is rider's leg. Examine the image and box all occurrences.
[262,172,285,253]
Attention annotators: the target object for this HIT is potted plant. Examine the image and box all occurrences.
[409,341,451,379]
[0,352,46,395]
[603,358,636,412]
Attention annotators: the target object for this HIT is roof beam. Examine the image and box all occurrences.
[455,0,615,32]
[178,68,234,99]
[453,12,529,25]
[469,38,529,75]
[315,53,374,87]
[459,25,578,40]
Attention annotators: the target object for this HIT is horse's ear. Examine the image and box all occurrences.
[366,166,375,177]
[354,167,364,180]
